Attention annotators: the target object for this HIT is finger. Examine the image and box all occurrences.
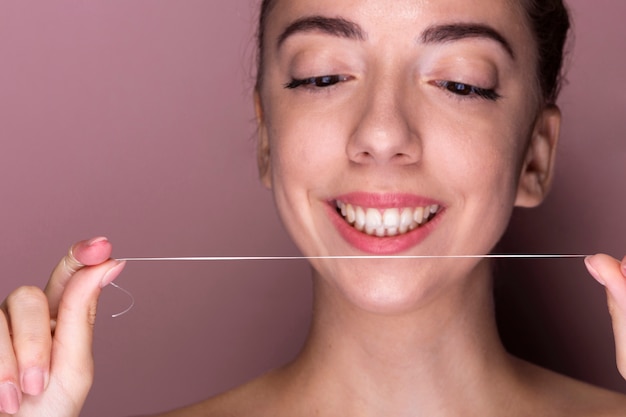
[51,259,125,383]
[5,286,51,397]
[0,310,21,414]
[45,237,112,318]
[585,254,626,378]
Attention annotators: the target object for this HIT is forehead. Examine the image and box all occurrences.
[263,0,532,52]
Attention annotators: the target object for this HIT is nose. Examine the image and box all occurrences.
[347,81,421,166]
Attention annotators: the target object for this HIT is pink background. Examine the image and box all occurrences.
[0,1,624,415]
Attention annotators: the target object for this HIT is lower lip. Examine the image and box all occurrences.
[325,204,442,255]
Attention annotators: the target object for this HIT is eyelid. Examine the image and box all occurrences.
[284,74,353,89]
[432,80,501,101]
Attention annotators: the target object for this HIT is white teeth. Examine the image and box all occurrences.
[365,208,382,235]
[414,207,424,225]
[383,208,400,237]
[336,200,440,237]
[399,208,413,234]
[355,206,366,231]
[337,201,347,217]
[346,204,356,224]
[383,208,400,227]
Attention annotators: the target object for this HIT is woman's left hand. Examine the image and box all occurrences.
[585,254,626,379]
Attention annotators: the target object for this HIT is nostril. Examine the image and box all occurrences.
[392,152,414,163]
[349,150,374,164]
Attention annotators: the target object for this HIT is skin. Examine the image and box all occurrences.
[1,0,625,416]
[0,238,125,416]
[257,0,548,318]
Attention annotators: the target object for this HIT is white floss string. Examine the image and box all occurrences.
[118,254,589,262]
[108,282,135,318]
[108,254,590,318]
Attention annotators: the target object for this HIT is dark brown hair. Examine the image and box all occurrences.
[255,0,570,105]
[520,0,571,104]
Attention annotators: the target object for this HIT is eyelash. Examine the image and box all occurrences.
[434,80,501,101]
[284,75,352,89]
[284,75,501,102]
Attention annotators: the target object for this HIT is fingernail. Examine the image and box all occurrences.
[21,368,45,396]
[0,382,20,414]
[100,260,126,288]
[87,236,108,247]
[585,256,605,286]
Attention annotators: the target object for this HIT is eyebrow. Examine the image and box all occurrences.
[277,16,366,48]
[421,23,515,59]
[277,16,515,60]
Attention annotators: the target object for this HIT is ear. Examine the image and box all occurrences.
[514,105,561,208]
[255,91,272,189]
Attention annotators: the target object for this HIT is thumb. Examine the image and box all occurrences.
[585,254,626,378]
[51,259,126,376]
[45,237,113,318]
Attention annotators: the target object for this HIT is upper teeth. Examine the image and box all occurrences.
[336,201,440,237]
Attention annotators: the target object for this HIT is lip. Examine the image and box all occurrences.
[326,192,444,255]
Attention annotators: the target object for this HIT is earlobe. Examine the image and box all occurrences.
[255,91,272,189]
[515,105,561,208]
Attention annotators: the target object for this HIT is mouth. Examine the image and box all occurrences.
[334,200,441,237]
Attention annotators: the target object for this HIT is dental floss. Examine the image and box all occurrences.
[118,254,589,261]
[108,282,135,318]
[107,254,589,318]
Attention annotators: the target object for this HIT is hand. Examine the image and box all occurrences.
[585,254,626,379]
[0,237,125,416]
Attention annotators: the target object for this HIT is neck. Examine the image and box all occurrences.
[281,260,518,416]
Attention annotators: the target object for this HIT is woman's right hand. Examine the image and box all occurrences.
[0,237,125,416]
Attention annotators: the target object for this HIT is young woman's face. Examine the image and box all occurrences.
[256,0,558,312]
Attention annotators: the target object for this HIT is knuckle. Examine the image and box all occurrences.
[606,292,618,318]
[87,302,98,328]
[15,349,48,372]
[57,299,98,328]
[15,331,50,350]
[63,247,84,275]
[6,286,46,310]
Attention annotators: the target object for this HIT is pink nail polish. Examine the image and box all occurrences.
[87,236,108,247]
[22,368,45,396]
[0,382,20,414]
[100,260,126,288]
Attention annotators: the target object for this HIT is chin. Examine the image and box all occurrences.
[311,252,498,318]
[314,260,457,316]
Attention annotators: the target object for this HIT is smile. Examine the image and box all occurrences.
[335,200,440,237]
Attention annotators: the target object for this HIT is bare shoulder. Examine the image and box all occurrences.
[145,370,283,417]
[142,360,626,417]
[514,358,626,417]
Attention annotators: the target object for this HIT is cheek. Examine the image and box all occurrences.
[429,105,528,193]
[427,111,529,244]
[267,102,349,194]
[264,104,348,243]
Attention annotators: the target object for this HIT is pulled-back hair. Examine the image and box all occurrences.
[520,0,570,104]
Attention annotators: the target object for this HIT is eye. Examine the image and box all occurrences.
[284,74,352,89]
[435,80,501,101]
